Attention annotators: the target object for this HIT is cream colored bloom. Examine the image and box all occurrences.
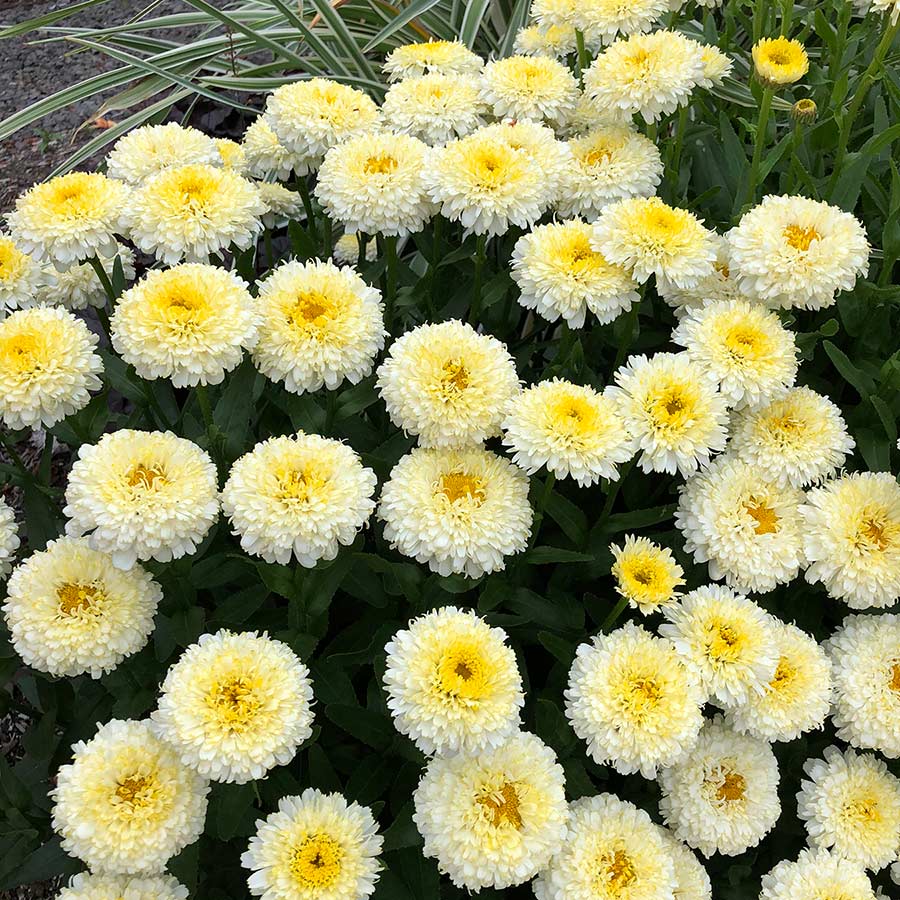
[752,37,809,87]
[382,73,487,146]
[659,717,781,857]
[610,535,685,614]
[383,40,483,81]
[377,446,533,578]
[511,219,640,326]
[106,122,221,184]
[111,264,260,387]
[128,164,266,265]
[502,378,635,485]
[154,630,314,783]
[35,243,135,311]
[377,319,520,448]
[558,125,663,220]
[698,45,734,87]
[0,234,40,313]
[656,234,743,313]
[727,386,855,487]
[413,731,568,890]
[64,430,220,569]
[383,606,523,756]
[607,353,728,477]
[513,23,577,58]
[797,746,900,871]
[592,196,717,289]
[214,137,246,173]
[8,172,130,269]
[565,624,704,778]
[0,306,102,430]
[0,496,20,578]
[315,132,434,237]
[723,620,831,742]
[480,55,579,125]
[331,233,375,266]
[253,259,385,394]
[58,873,189,900]
[672,299,798,409]
[264,78,380,164]
[534,794,677,900]
[727,195,869,310]
[241,788,383,900]
[256,182,304,228]
[825,614,900,758]
[800,472,900,609]
[584,31,706,122]
[660,585,779,705]
[242,117,302,180]
[760,848,877,900]
[665,834,712,900]
[221,434,376,567]
[52,719,209,874]
[855,0,900,23]
[3,536,160,678]
[675,455,806,594]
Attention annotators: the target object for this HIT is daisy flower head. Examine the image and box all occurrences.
[377,446,533,578]
[52,719,209,874]
[660,585,779,705]
[8,172,130,269]
[252,259,385,395]
[256,182,304,228]
[723,620,831,742]
[561,90,633,138]
[106,122,221,185]
[659,717,781,857]
[797,746,900,871]
[383,606,523,756]
[760,848,877,900]
[241,788,383,900]
[3,536,161,678]
[154,630,314,783]
[727,386,855,487]
[672,299,798,409]
[610,535,685,614]
[214,137,246,173]
[221,433,377,567]
[425,127,554,236]
[664,835,712,900]
[511,219,640,327]
[264,78,380,164]
[584,30,706,123]
[576,0,672,46]
[242,117,305,181]
[800,471,900,609]
[383,39,483,81]
[331,232,376,266]
[376,319,519,448]
[530,0,583,30]
[413,731,568,890]
[35,243,135,311]
[607,352,729,477]
[513,23,578,58]
[501,378,635,485]
[825,613,900,758]
[0,306,102,430]
[558,125,663,220]
[58,873,189,900]
[752,36,809,87]
[675,455,806,594]
[591,196,717,289]
[565,623,705,778]
[381,74,488,145]
[128,163,266,265]
[480,54,579,125]
[698,45,734,87]
[727,194,869,310]
[315,131,435,237]
[0,234,40,313]
[111,264,260,388]
[656,234,742,313]
[533,793,678,900]
[64,429,219,569]
[855,0,900,24]
[0,496,19,578]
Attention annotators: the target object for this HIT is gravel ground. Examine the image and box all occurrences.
[0,0,194,211]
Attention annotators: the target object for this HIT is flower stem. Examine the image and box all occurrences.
[743,87,774,212]
[0,430,32,482]
[295,175,318,242]
[383,235,399,330]
[601,595,629,633]
[574,29,590,83]
[470,233,487,323]
[529,471,556,548]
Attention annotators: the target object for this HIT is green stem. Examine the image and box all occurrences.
[574,29,590,83]
[356,233,368,269]
[669,106,689,190]
[752,0,769,44]
[529,471,556,548]
[87,255,116,303]
[470,234,487,323]
[195,383,221,472]
[95,305,113,343]
[612,301,640,371]
[780,0,793,35]
[264,229,275,270]
[829,2,852,84]
[601,595,630,633]
[744,87,774,211]
[383,235,399,330]
[324,390,338,433]
[295,175,318,242]
[322,215,333,258]
[0,430,32,481]
[429,215,443,314]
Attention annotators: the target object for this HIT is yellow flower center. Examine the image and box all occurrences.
[888,662,900,692]
[554,232,604,280]
[290,834,344,888]
[706,620,747,662]
[770,656,797,690]
[468,144,517,189]
[288,289,336,328]
[125,464,168,491]
[783,224,820,251]
[724,325,770,360]
[0,332,41,374]
[714,261,731,279]
[208,675,261,731]
[56,582,103,617]
[45,177,95,217]
[624,47,653,77]
[477,782,523,829]
[154,282,211,330]
[114,774,155,808]
[363,154,399,176]
[598,849,637,895]
[621,673,662,720]
[549,394,598,438]
[277,466,327,503]
[0,240,26,282]
[857,514,893,551]
[440,359,470,393]
[715,770,746,803]
[649,384,695,431]
[437,644,488,700]
[744,499,780,535]
[173,170,218,205]
[438,471,485,505]
[843,795,881,825]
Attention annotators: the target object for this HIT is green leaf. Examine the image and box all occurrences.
[325,704,394,750]
[525,546,595,565]
[823,340,874,397]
